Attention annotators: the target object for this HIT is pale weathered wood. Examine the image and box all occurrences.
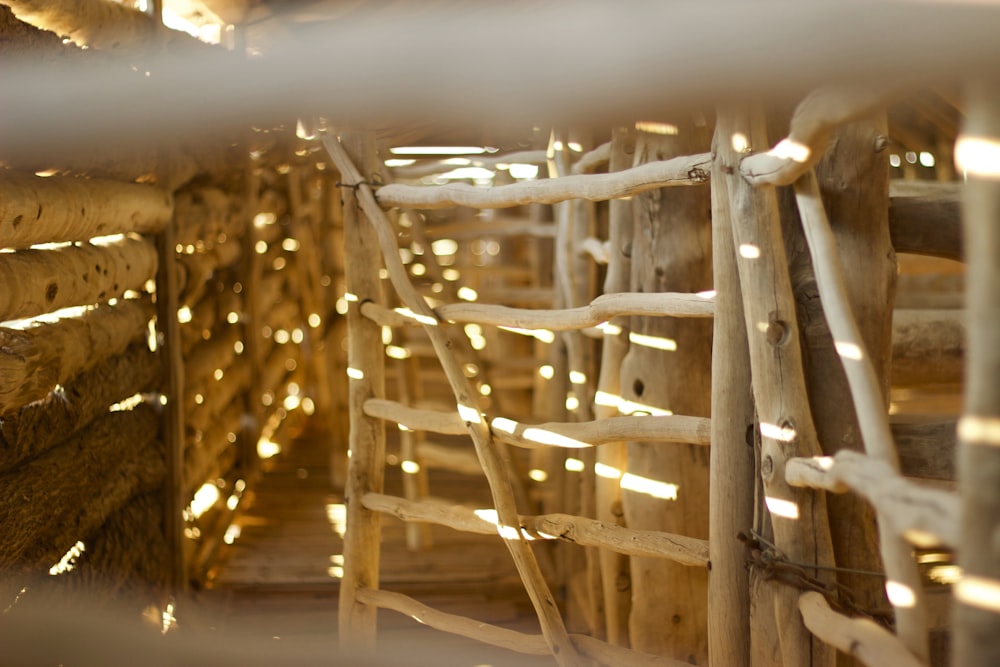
[570,141,612,175]
[725,107,836,667]
[325,134,581,665]
[363,398,710,447]
[361,291,714,332]
[953,79,1000,667]
[0,170,171,249]
[0,298,154,414]
[361,493,708,565]
[177,238,242,308]
[374,153,711,210]
[740,84,902,187]
[0,341,160,473]
[358,587,694,667]
[336,131,388,650]
[798,593,924,667]
[794,169,929,659]
[786,451,959,547]
[891,309,965,387]
[0,235,158,322]
[707,112,755,667]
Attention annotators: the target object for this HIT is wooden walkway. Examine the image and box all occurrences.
[191,421,557,666]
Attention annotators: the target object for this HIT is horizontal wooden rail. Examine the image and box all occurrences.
[0,170,172,249]
[361,291,714,330]
[0,235,158,323]
[357,587,691,667]
[785,451,959,548]
[374,153,711,210]
[0,297,155,414]
[799,592,924,667]
[570,141,612,175]
[363,398,711,447]
[362,493,709,565]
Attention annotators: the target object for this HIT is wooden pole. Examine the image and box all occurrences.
[595,126,636,647]
[707,112,755,667]
[952,78,1000,667]
[726,107,836,667]
[337,130,387,651]
[155,215,187,596]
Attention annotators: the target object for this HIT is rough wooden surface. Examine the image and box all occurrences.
[374,153,711,210]
[0,405,163,581]
[0,298,154,414]
[707,112,755,667]
[0,235,158,322]
[891,309,965,387]
[0,170,171,249]
[889,193,962,261]
[0,341,160,472]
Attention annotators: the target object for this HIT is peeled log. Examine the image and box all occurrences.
[0,235,158,323]
[0,405,164,579]
[889,194,962,262]
[0,170,171,249]
[0,341,161,472]
[0,298,155,414]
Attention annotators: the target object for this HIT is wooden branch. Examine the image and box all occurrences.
[183,324,243,390]
[0,405,163,579]
[570,141,612,175]
[360,586,691,667]
[891,309,964,387]
[578,237,610,264]
[357,586,550,654]
[374,153,711,210]
[798,592,924,667]
[325,134,580,665]
[741,84,902,186]
[363,398,710,447]
[794,169,929,657]
[0,342,160,473]
[362,493,708,566]
[785,450,959,547]
[0,298,154,414]
[3,0,219,55]
[0,170,171,249]
[177,239,242,308]
[0,235,158,323]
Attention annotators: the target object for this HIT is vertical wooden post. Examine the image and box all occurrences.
[953,79,1000,667]
[595,126,635,647]
[707,113,755,667]
[338,130,387,650]
[725,108,836,667]
[619,123,713,662]
[156,206,188,596]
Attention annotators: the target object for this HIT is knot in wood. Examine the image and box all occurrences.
[687,167,709,183]
[761,455,774,480]
[765,316,790,347]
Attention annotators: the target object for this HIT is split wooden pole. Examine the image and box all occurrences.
[725,107,836,667]
[952,79,1000,667]
[337,131,387,650]
[707,113,754,667]
[324,135,582,666]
